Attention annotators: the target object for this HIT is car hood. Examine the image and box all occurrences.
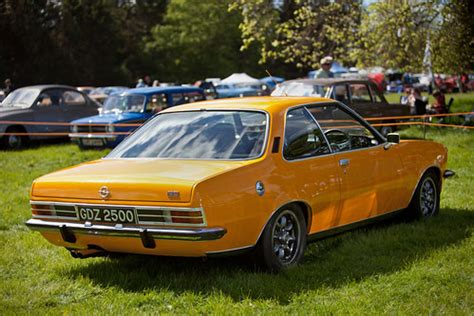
[71,112,148,124]
[31,158,247,203]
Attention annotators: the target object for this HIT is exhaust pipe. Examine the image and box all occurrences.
[69,246,107,259]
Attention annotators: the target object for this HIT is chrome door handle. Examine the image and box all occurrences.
[339,159,350,167]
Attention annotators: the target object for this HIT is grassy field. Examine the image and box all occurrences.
[0,127,473,313]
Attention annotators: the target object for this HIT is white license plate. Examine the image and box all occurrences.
[81,138,104,146]
[75,206,137,224]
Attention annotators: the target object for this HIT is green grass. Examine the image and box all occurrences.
[0,129,473,314]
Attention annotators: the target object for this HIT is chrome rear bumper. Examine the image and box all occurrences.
[25,219,226,249]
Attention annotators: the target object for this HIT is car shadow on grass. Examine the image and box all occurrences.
[65,208,473,303]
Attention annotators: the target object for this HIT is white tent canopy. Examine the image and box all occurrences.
[220,73,261,85]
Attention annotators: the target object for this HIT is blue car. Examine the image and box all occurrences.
[215,83,265,98]
[70,86,205,148]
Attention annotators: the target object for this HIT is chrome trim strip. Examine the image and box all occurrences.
[32,215,78,221]
[69,133,117,139]
[30,200,203,212]
[25,219,226,241]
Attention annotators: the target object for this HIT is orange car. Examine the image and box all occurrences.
[26,97,454,271]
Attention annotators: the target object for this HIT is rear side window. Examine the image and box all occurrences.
[349,84,372,103]
[284,108,330,160]
[63,91,86,106]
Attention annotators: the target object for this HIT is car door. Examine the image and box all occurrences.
[281,107,341,233]
[33,89,67,135]
[307,103,406,227]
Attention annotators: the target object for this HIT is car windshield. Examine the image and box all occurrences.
[90,87,127,96]
[102,94,146,113]
[1,88,40,108]
[272,82,328,97]
[107,110,267,160]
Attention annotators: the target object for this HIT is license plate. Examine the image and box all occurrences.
[81,138,104,147]
[75,205,137,224]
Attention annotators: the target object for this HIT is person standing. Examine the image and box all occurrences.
[4,79,15,96]
[136,78,146,88]
[314,56,334,79]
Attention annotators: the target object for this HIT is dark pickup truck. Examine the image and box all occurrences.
[272,78,410,135]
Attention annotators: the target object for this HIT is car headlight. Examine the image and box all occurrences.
[106,124,115,133]
[71,125,78,133]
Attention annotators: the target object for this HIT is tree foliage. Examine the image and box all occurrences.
[145,0,261,82]
[432,0,474,73]
[230,0,363,69]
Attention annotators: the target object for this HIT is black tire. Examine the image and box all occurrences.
[2,126,27,149]
[407,170,440,220]
[256,204,307,272]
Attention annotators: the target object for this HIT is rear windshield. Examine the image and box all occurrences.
[272,82,328,97]
[107,110,268,160]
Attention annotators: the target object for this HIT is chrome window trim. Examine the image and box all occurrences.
[282,103,334,162]
[303,106,333,153]
[104,108,270,162]
[281,101,387,162]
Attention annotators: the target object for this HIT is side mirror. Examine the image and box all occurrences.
[386,133,400,144]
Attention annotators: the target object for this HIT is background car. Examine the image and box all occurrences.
[88,86,129,104]
[0,85,99,149]
[69,86,205,148]
[26,96,452,271]
[272,78,410,135]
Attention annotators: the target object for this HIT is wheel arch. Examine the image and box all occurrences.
[255,200,313,245]
[409,165,442,204]
[4,124,30,140]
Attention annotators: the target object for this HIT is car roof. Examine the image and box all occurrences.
[17,84,79,91]
[161,96,334,114]
[125,86,203,96]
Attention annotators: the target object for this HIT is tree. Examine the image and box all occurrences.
[432,0,474,73]
[354,1,444,72]
[145,0,261,82]
[230,0,363,71]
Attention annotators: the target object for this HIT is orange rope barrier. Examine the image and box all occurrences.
[0,111,472,137]
[364,111,474,121]
[0,120,141,127]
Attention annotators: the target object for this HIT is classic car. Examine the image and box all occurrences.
[272,79,410,135]
[69,86,205,148]
[26,96,453,271]
[0,85,99,149]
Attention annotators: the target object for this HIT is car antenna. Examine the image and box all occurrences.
[265,69,287,96]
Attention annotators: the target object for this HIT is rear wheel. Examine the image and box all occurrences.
[407,171,440,219]
[257,205,307,272]
[2,126,28,149]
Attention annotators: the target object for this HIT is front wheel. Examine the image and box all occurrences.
[257,205,307,272]
[408,171,440,219]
